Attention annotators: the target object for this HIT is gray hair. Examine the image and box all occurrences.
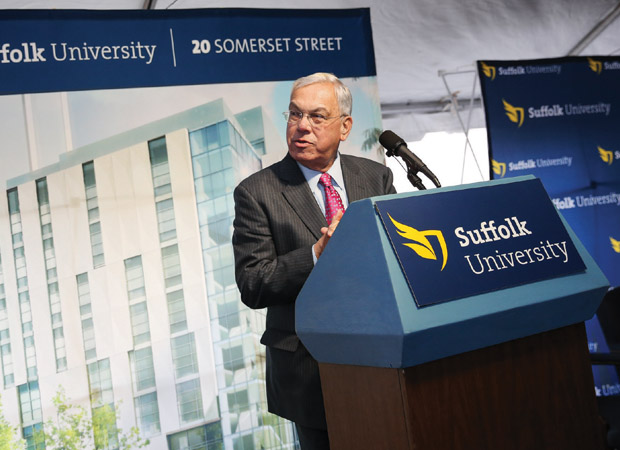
[292,72,353,116]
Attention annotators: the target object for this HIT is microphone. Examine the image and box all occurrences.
[379,130,441,188]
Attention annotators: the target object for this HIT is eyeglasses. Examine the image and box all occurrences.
[283,110,346,128]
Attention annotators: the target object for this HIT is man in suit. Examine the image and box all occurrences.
[232,72,396,449]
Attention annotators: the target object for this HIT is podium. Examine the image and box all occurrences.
[295,176,609,450]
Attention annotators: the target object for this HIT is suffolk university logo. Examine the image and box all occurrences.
[387,214,448,271]
[503,99,524,127]
[480,62,496,80]
[588,57,603,75]
[492,160,507,177]
[598,146,620,165]
[599,146,613,165]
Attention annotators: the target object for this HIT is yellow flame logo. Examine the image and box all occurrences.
[492,160,506,177]
[588,57,602,75]
[598,146,614,165]
[480,62,496,80]
[503,99,524,127]
[388,214,448,271]
[611,237,620,253]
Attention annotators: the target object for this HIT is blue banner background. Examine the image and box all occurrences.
[0,8,376,94]
[478,56,619,287]
[478,56,620,397]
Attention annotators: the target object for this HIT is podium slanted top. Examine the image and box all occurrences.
[295,176,609,368]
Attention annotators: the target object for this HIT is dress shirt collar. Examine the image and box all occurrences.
[296,152,346,190]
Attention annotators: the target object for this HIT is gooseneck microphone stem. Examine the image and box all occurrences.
[406,166,426,190]
[379,129,441,190]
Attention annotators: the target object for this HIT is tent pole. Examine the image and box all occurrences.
[567,1,620,55]
[438,68,485,182]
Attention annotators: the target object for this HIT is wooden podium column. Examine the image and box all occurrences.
[320,323,606,450]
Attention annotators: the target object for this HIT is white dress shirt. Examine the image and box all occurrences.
[296,152,349,215]
[296,153,349,264]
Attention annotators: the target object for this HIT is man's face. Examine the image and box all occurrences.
[286,82,353,172]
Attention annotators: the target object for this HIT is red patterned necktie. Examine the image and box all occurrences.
[319,173,345,224]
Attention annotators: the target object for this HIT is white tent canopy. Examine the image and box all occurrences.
[8,0,620,140]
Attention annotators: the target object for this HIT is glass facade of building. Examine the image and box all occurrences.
[189,119,297,450]
[168,421,223,450]
[82,161,105,268]
[36,178,67,373]
[18,380,43,450]
[125,255,161,436]
[130,346,160,436]
[7,189,38,382]
[76,273,97,362]
[0,251,14,388]
[88,357,118,448]
[7,187,44,448]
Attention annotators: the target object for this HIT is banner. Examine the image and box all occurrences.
[478,56,620,399]
[478,56,619,287]
[0,8,376,94]
[0,9,382,450]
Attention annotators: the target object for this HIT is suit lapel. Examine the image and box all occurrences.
[277,155,326,240]
[342,155,367,202]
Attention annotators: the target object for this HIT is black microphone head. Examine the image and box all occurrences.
[379,130,406,157]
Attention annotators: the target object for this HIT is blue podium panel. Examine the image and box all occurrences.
[295,176,609,368]
[375,178,586,307]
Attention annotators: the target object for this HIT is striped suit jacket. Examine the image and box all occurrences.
[232,152,395,428]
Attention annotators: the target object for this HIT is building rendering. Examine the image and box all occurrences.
[0,97,297,450]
